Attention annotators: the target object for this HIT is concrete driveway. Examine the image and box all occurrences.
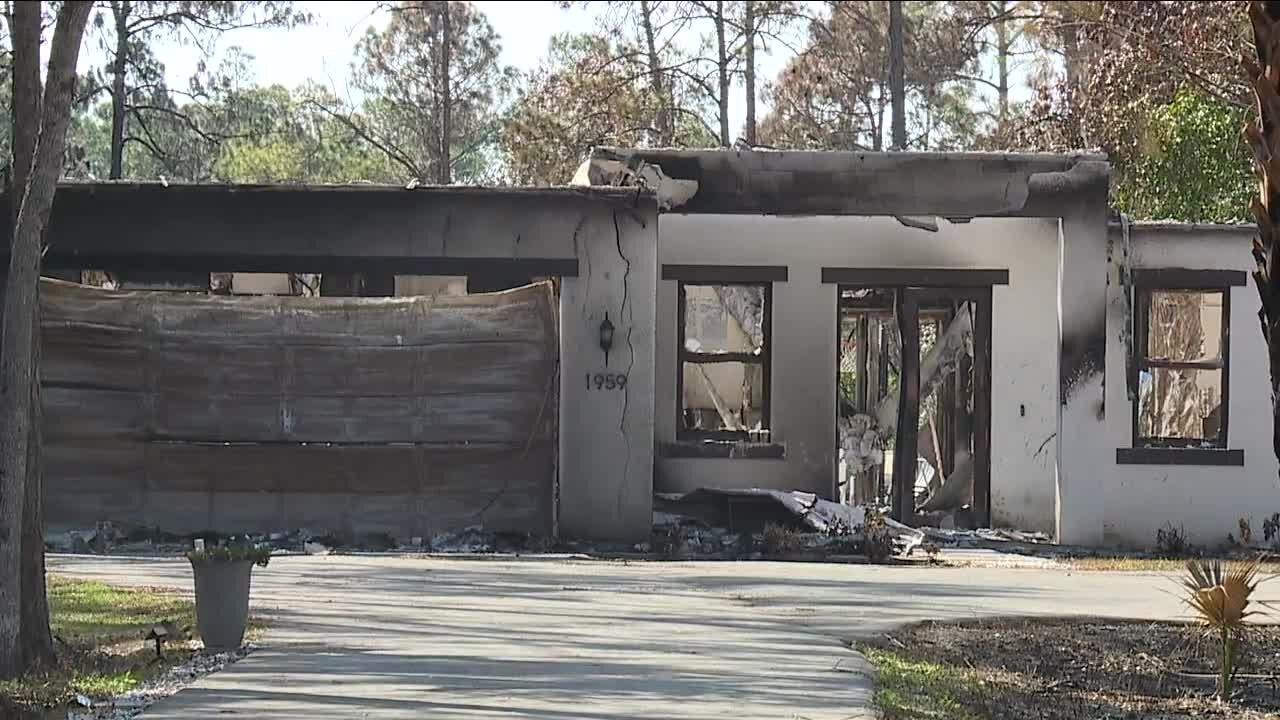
[49,554,1272,720]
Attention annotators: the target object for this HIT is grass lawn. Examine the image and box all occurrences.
[0,576,198,716]
[860,644,986,720]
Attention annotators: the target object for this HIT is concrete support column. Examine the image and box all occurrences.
[1056,199,1109,545]
[558,204,657,541]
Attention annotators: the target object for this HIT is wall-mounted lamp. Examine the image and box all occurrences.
[599,313,615,365]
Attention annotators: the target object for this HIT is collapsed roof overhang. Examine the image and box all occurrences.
[575,146,1110,218]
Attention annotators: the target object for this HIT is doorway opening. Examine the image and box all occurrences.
[837,284,992,528]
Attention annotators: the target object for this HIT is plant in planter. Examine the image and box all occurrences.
[186,541,271,651]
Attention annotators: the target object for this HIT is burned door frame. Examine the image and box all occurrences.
[827,268,1003,527]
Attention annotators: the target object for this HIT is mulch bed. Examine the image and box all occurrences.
[870,617,1280,719]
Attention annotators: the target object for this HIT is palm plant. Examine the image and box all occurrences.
[1179,558,1267,701]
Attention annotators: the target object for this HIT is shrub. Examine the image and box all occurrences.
[1180,558,1269,701]
[1156,523,1190,557]
[861,508,894,564]
[1263,513,1280,547]
[187,541,271,567]
[763,523,802,556]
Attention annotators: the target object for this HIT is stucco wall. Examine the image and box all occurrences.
[1103,223,1280,548]
[559,206,658,541]
[657,214,1063,533]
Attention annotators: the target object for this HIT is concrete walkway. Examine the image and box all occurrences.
[49,555,1274,719]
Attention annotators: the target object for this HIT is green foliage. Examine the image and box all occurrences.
[213,85,399,184]
[1112,90,1253,223]
[501,31,716,185]
[502,33,658,185]
[74,1,310,179]
[350,0,516,183]
[68,80,400,184]
[838,370,858,415]
[187,541,271,567]
[761,1,981,151]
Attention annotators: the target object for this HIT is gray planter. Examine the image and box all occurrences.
[190,558,254,651]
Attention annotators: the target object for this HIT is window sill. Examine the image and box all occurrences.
[1115,447,1243,466]
[661,440,785,460]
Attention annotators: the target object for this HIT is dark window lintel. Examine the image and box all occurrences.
[1115,447,1244,466]
[821,268,1009,287]
[1132,268,1246,288]
[663,264,788,283]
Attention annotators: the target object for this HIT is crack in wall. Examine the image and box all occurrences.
[1034,432,1057,459]
[613,210,634,521]
[576,216,592,315]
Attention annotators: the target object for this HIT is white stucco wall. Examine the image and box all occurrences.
[1103,223,1280,548]
[559,206,658,541]
[657,214,1063,533]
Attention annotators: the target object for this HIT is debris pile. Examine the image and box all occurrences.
[46,490,975,563]
[649,488,925,560]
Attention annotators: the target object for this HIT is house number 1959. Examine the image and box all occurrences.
[587,372,628,390]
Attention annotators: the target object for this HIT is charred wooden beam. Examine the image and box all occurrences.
[0,183,644,274]
[892,289,920,524]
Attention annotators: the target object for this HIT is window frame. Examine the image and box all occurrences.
[676,280,772,442]
[1129,272,1234,451]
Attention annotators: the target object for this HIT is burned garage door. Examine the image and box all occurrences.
[41,279,557,540]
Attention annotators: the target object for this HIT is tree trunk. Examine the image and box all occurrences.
[9,0,53,671]
[639,0,671,146]
[0,0,93,679]
[1060,21,1080,94]
[994,0,1009,122]
[19,294,50,669]
[744,1,757,145]
[715,0,730,147]
[109,0,131,180]
[874,83,885,150]
[1244,1,1280,481]
[888,0,906,150]
[438,0,452,185]
[922,86,932,150]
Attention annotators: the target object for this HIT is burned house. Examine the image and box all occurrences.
[19,150,1273,549]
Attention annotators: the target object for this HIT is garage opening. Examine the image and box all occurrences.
[41,278,560,542]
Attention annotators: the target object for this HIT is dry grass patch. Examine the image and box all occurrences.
[861,617,1280,719]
